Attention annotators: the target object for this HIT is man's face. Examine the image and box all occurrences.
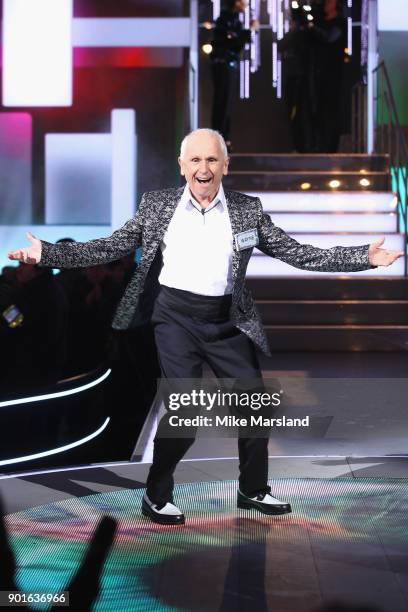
[235,0,249,12]
[178,133,229,201]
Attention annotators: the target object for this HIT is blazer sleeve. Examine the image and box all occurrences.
[39,193,148,269]
[255,198,374,273]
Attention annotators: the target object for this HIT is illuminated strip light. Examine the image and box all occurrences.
[240,60,246,99]
[277,58,282,99]
[3,453,406,477]
[270,1,284,92]
[212,0,221,21]
[284,0,290,32]
[181,455,348,461]
[250,36,257,73]
[272,41,278,87]
[0,417,110,467]
[360,0,368,69]
[243,4,251,90]
[239,12,245,98]
[239,9,251,99]
[276,0,284,96]
[253,0,262,72]
[347,17,353,56]
[255,0,261,68]
[111,110,136,230]
[3,0,73,107]
[0,460,139,480]
[250,0,257,73]
[245,59,250,99]
[243,5,250,28]
[239,59,250,99]
[73,18,191,46]
[277,2,284,40]
[347,0,353,56]
[256,35,261,71]
[0,369,111,408]
[271,0,278,32]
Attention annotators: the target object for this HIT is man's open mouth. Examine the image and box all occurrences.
[196,177,212,184]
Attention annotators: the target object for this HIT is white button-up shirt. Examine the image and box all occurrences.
[158,183,234,295]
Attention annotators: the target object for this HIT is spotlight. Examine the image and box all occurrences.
[329,180,341,189]
[202,43,213,55]
[291,1,299,7]
[303,4,312,11]
[307,14,314,21]
[359,178,371,187]
[203,21,213,30]
[300,182,311,190]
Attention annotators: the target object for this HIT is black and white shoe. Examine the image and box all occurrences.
[237,489,292,515]
[142,494,185,525]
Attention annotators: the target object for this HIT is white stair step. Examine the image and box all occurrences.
[269,212,397,233]
[248,191,397,213]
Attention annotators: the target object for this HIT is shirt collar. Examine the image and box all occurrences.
[180,182,226,213]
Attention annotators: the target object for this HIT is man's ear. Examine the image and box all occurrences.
[178,157,185,176]
[223,157,230,176]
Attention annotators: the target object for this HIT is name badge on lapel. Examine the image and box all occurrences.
[234,228,259,251]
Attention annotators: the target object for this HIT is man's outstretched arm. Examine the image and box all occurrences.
[256,201,404,272]
[8,194,148,269]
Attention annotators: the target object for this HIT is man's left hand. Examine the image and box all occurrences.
[368,237,405,267]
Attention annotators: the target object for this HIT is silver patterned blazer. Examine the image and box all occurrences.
[40,186,373,356]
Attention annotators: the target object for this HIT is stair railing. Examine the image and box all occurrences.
[352,62,408,275]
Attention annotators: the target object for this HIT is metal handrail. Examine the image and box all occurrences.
[352,61,408,275]
[373,62,408,274]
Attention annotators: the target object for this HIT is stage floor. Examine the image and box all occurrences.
[1,457,408,612]
[1,353,407,611]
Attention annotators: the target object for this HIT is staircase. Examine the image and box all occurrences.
[224,153,408,351]
[226,153,390,191]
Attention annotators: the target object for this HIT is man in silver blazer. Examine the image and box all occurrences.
[9,128,403,526]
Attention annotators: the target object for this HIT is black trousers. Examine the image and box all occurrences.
[145,285,270,505]
[211,61,239,143]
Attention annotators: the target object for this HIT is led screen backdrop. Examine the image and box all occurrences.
[0,113,32,224]
[2,0,73,107]
[0,2,188,270]
[45,134,111,225]
[378,0,408,31]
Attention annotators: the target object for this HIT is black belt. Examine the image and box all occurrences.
[159,285,232,322]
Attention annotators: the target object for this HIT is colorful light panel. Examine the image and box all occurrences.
[2,0,73,107]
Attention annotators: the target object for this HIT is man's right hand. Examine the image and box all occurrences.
[8,232,42,264]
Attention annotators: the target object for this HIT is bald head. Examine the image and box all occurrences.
[178,129,230,206]
[179,129,228,161]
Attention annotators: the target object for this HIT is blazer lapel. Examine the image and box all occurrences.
[142,187,183,267]
[155,187,184,239]
[225,190,244,286]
